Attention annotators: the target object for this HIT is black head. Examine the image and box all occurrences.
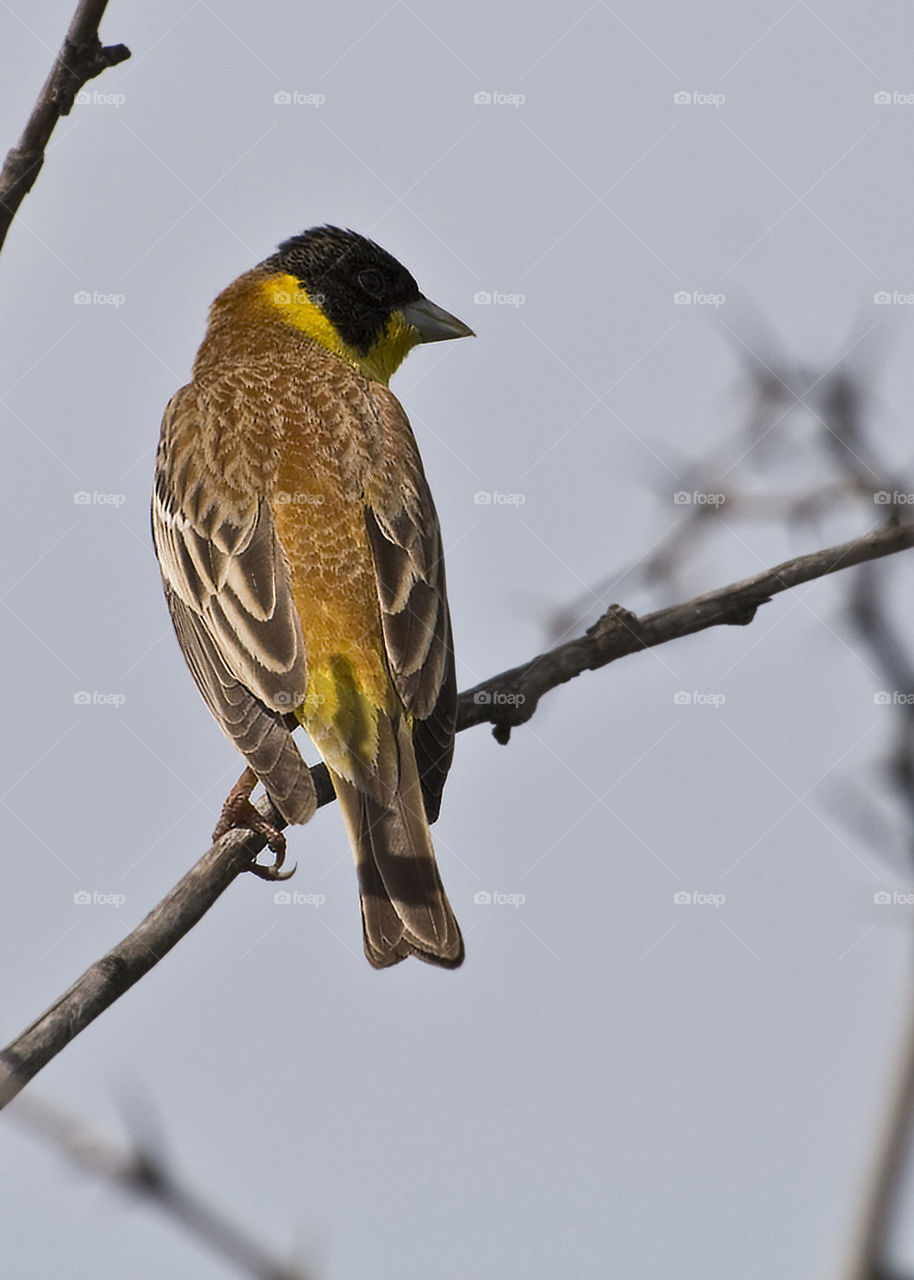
[264,225,424,354]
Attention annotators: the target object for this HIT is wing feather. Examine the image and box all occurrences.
[152,385,315,824]
[362,386,457,823]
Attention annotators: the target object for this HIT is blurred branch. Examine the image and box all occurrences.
[0,0,129,254]
[1,519,913,1107]
[8,1095,312,1280]
[461,520,914,741]
[849,565,914,847]
[839,979,914,1280]
[548,477,870,643]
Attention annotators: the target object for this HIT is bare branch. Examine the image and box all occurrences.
[462,520,914,741]
[0,0,129,254]
[8,1095,312,1280]
[838,976,914,1280]
[1,518,912,1109]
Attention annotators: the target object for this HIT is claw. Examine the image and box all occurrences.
[212,767,295,880]
[247,854,297,882]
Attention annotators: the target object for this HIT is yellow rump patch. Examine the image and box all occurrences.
[296,656,387,776]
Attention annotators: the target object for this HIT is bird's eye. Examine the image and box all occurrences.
[358,268,385,296]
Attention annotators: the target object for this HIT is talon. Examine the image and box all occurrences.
[248,854,297,882]
[212,767,294,880]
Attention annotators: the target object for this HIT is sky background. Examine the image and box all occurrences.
[3,1,914,1276]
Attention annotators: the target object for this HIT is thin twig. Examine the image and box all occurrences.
[0,0,129,253]
[838,977,914,1280]
[8,1095,312,1280]
[1,519,912,1109]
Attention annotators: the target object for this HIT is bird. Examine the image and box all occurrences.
[152,225,473,969]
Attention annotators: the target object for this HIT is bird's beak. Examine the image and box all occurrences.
[400,296,475,343]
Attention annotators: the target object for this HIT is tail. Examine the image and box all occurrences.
[332,718,463,969]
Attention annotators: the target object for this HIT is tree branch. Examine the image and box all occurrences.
[8,1095,313,1280]
[1,518,912,1109]
[461,519,914,741]
[838,974,914,1280]
[0,0,129,254]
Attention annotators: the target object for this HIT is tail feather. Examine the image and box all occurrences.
[332,717,463,969]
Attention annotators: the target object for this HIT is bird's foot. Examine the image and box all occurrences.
[212,767,295,881]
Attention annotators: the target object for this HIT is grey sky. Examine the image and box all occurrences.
[3,1,914,1276]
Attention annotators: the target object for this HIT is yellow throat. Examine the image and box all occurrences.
[261,273,419,385]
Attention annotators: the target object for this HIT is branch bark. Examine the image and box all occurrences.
[1,518,912,1109]
[0,0,129,253]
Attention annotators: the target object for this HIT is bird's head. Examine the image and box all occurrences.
[257,225,473,384]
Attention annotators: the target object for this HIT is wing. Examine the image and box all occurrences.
[152,384,316,825]
[362,386,457,823]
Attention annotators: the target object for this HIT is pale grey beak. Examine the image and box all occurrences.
[400,295,475,343]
